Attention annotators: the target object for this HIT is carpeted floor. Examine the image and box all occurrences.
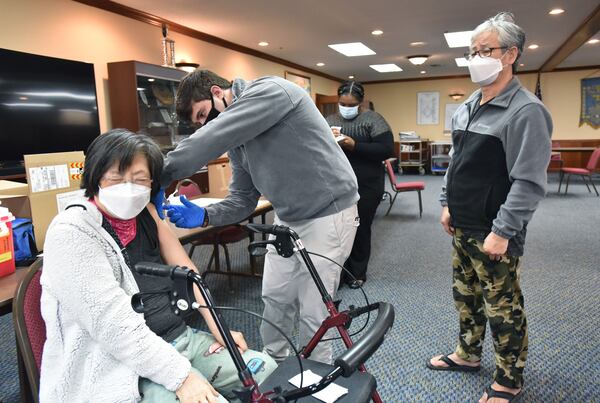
[1,173,598,402]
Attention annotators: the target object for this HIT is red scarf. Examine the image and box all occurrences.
[91,199,137,247]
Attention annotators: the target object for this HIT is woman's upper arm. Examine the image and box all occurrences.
[147,204,199,272]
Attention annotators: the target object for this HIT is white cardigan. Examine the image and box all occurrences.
[39,201,191,402]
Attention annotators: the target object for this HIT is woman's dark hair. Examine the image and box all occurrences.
[337,81,365,103]
[81,129,164,198]
[176,69,232,122]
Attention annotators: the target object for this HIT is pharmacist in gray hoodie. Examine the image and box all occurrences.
[159,70,359,364]
[426,13,552,402]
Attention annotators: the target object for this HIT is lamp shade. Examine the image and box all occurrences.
[407,55,429,65]
[175,62,199,73]
[449,92,465,101]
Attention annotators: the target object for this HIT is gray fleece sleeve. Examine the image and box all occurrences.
[205,150,261,226]
[492,103,552,238]
[160,81,296,187]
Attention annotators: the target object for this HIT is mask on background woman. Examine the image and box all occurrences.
[339,104,359,120]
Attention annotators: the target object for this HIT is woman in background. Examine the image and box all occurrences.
[40,129,275,403]
[326,81,395,288]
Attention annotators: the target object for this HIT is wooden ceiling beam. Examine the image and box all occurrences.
[539,3,600,72]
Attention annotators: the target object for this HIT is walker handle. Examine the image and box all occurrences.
[334,302,395,377]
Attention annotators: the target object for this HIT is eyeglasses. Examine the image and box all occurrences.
[102,176,153,187]
[464,47,508,61]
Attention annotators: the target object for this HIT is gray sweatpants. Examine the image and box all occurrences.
[139,327,277,402]
[260,205,359,364]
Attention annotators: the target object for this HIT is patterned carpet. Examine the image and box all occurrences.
[1,173,599,402]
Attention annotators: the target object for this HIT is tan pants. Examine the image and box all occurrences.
[260,205,359,364]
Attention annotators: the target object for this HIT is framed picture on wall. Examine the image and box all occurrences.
[444,103,461,133]
[417,91,439,125]
[285,71,311,96]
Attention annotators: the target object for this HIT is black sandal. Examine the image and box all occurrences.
[426,354,480,372]
[485,385,521,402]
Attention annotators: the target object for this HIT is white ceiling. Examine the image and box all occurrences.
[115,0,600,82]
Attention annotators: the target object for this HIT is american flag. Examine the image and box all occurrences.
[535,73,542,101]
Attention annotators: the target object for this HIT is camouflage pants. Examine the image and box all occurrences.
[452,228,528,389]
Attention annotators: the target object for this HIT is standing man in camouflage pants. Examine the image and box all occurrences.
[426,12,552,403]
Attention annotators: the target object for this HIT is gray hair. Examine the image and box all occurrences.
[472,12,526,73]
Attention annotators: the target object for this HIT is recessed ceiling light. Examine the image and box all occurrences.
[371,29,384,36]
[348,75,355,79]
[444,31,472,48]
[328,42,376,57]
[316,62,325,67]
[455,57,469,67]
[410,41,426,47]
[420,70,426,74]
[369,64,402,73]
[549,8,565,15]
[147,78,155,82]
[258,41,269,47]
[588,38,600,44]
[519,63,525,67]
[528,44,539,49]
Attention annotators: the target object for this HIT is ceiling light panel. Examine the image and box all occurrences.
[328,42,376,57]
[444,31,473,48]
[369,64,402,73]
[455,57,469,67]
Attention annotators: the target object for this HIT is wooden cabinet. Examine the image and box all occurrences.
[107,61,196,150]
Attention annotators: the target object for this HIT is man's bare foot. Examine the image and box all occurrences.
[429,352,480,369]
[478,382,521,403]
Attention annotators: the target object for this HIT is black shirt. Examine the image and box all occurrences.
[103,208,187,342]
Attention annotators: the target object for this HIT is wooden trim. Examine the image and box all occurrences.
[550,64,600,73]
[539,3,600,72]
[73,0,343,83]
[363,64,600,85]
[363,73,471,85]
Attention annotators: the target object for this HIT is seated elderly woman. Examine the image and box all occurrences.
[40,129,276,403]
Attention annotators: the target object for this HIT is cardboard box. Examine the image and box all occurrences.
[0,181,31,220]
[24,151,86,251]
[206,157,232,198]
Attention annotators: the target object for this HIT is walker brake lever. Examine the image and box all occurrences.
[248,240,274,257]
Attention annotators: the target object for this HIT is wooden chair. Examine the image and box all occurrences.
[13,259,44,403]
[383,159,425,217]
[175,180,254,288]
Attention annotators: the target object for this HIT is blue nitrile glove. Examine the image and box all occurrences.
[164,195,206,229]
[151,188,166,219]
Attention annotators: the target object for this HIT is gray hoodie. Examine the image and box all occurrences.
[161,76,358,226]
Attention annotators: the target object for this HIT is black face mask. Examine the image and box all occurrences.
[204,95,228,125]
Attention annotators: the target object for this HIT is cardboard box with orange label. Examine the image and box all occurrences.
[13,151,87,251]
